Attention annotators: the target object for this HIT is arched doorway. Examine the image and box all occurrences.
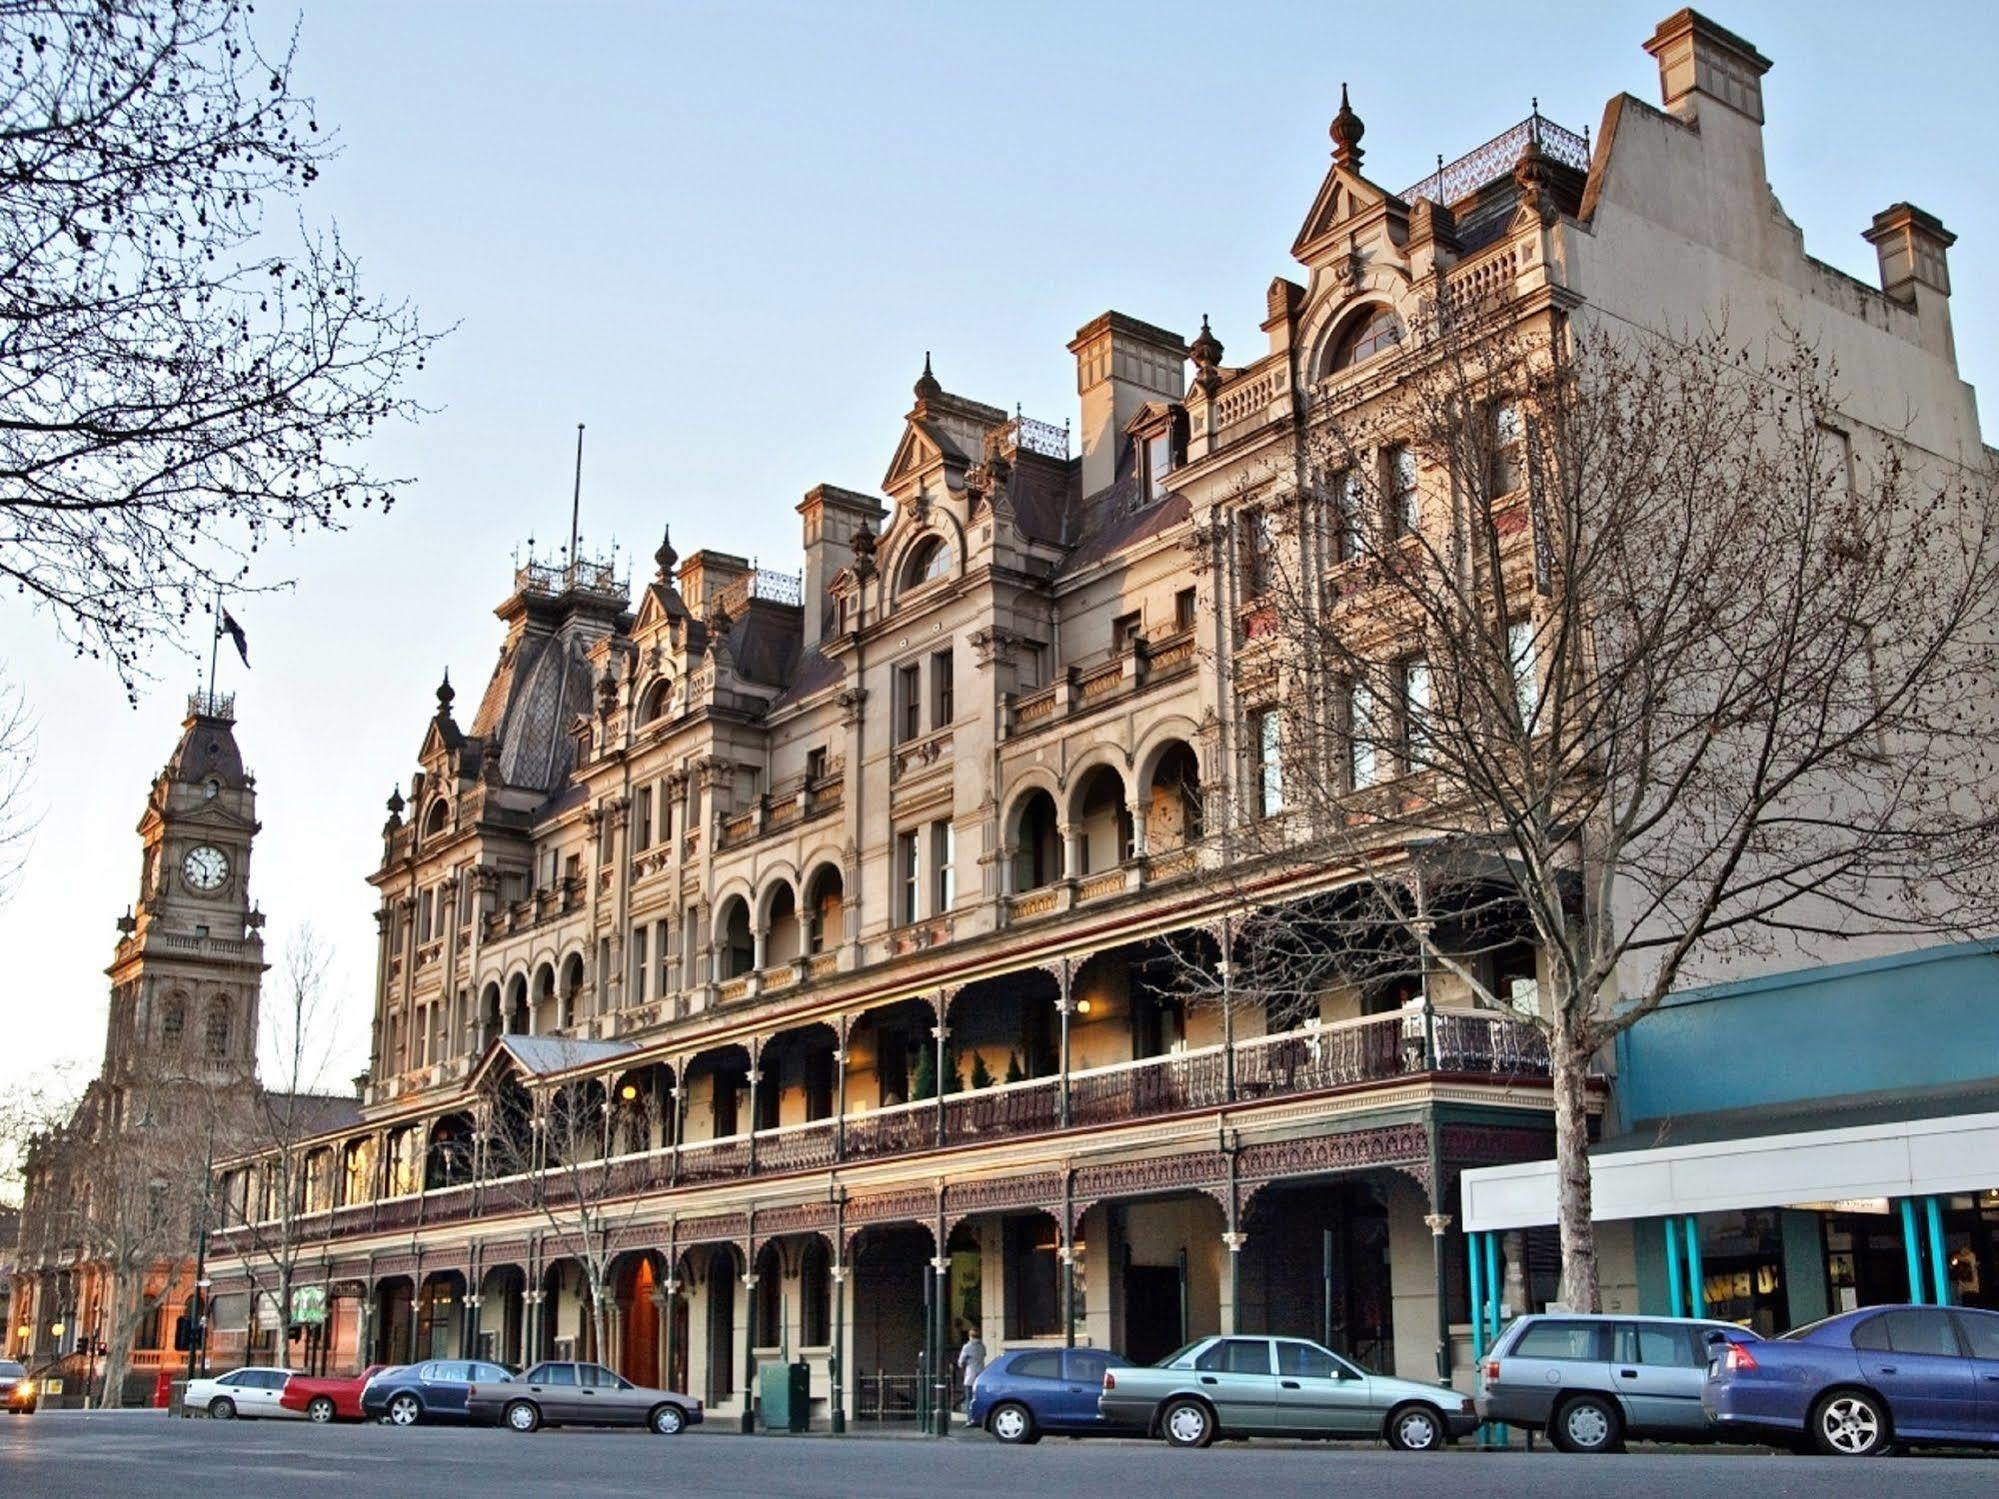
[1009,789,1060,891]
[616,1251,663,1384]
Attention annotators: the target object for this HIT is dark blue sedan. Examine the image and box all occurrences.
[1704,1304,1999,1455]
[967,1347,1135,1444]
[361,1359,515,1426]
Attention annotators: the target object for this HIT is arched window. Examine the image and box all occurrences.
[1324,305,1403,376]
[205,998,231,1059]
[900,536,953,592]
[161,995,187,1050]
[637,678,673,726]
[423,799,450,838]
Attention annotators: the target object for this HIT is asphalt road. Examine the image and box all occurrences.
[3,1409,1996,1499]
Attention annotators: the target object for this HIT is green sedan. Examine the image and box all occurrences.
[1097,1335,1477,1450]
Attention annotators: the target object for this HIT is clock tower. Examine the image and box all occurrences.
[104,690,268,1087]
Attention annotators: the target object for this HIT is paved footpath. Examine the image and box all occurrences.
[3,1409,1995,1499]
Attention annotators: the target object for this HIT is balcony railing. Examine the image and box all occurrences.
[209,1009,1552,1254]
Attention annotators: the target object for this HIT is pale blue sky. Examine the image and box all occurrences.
[2,0,1993,1097]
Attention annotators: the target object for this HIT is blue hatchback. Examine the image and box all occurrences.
[362,1359,515,1426]
[968,1347,1136,1444]
[1705,1304,1999,1455]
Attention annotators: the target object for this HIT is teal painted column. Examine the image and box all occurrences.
[1632,1218,1670,1316]
[1483,1233,1501,1348]
[1468,1232,1486,1360]
[1684,1216,1705,1317]
[1898,1197,1928,1303]
[1925,1196,1950,1307]
[1664,1217,1685,1318]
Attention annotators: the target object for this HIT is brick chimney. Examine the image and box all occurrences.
[1068,312,1187,496]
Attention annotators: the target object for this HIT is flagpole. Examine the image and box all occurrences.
[207,587,222,709]
[568,423,585,579]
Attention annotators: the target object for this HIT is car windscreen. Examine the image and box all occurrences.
[0,1362,23,1378]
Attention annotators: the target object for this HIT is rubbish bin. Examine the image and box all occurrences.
[152,1371,173,1408]
[758,1361,810,1433]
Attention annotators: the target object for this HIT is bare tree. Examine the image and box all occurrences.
[480,1045,662,1367]
[210,924,344,1368]
[0,0,441,693]
[1179,307,1999,1310]
[0,665,34,904]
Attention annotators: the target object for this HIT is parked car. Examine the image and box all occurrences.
[360,1359,515,1426]
[1476,1312,1753,1452]
[1,1360,36,1415]
[466,1360,703,1434]
[184,1366,301,1420]
[1098,1334,1476,1450]
[967,1347,1136,1443]
[278,1364,391,1422]
[1704,1303,1999,1456]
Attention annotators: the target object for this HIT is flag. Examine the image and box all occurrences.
[219,608,250,668]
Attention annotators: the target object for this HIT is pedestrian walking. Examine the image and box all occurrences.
[956,1325,987,1419]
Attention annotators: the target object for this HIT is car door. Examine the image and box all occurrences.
[1190,1338,1278,1432]
[1274,1339,1374,1434]
[1056,1350,1117,1428]
[1611,1322,1708,1435]
[576,1363,637,1425]
[251,1369,291,1418]
[1854,1309,1977,1437]
[1003,1350,1064,1424]
[1951,1310,1999,1436]
[524,1361,581,1423]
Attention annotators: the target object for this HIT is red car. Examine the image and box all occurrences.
[279,1365,390,1423]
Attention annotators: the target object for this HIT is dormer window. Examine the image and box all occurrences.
[1324,304,1403,377]
[902,536,953,592]
[1146,432,1173,502]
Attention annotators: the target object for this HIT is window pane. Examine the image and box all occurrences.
[1511,1321,1602,1361]
[1509,619,1539,726]
[1196,1338,1271,1374]
[1850,1316,1891,1351]
[1011,1351,1061,1380]
[1349,683,1378,788]
[1276,1341,1340,1378]
[540,1363,578,1386]
[1617,1324,1699,1369]
[1954,1312,1999,1359]
[1883,1310,1961,1358]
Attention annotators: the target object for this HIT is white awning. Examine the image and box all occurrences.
[1459,1109,1999,1233]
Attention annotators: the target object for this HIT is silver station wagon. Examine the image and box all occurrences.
[1476,1313,1754,1452]
[1098,1334,1477,1451]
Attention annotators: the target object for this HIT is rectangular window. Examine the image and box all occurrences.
[1488,400,1524,495]
[1146,431,1173,502]
[1174,587,1197,632]
[1111,611,1142,653]
[631,926,649,1003]
[931,648,954,727]
[1508,618,1540,728]
[565,852,582,885]
[1819,422,1856,499]
[417,889,433,944]
[1253,708,1284,817]
[931,820,955,912]
[656,919,671,999]
[805,746,828,783]
[1241,510,1275,597]
[1387,445,1418,536]
[1401,656,1431,767]
[633,787,652,852]
[898,662,922,743]
[898,830,921,925]
[1349,682,1379,789]
[1333,468,1365,561]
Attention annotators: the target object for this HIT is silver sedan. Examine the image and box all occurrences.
[467,1360,704,1435]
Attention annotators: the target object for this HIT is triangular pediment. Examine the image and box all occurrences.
[883,421,943,492]
[632,579,683,637]
[1292,162,1404,265]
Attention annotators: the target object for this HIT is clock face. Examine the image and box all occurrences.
[182,845,229,892]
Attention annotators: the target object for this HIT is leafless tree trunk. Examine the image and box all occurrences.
[1175,305,1999,1310]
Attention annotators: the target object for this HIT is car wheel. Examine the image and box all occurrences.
[987,1401,1038,1445]
[1811,1389,1889,1457]
[1550,1394,1622,1454]
[1160,1397,1216,1449]
[503,1399,542,1434]
[387,1393,423,1428]
[208,1397,236,1420]
[306,1396,337,1424]
[1386,1403,1444,1453]
[649,1404,685,1436]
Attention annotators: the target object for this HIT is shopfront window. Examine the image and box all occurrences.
[1698,1209,1787,1336]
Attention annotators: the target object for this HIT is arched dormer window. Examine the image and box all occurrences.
[900,535,953,593]
[638,678,673,727]
[423,799,450,838]
[1322,304,1403,377]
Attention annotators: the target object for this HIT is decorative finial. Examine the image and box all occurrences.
[1189,314,1224,397]
[1514,131,1557,226]
[654,524,678,579]
[387,785,405,817]
[914,351,941,402]
[596,661,618,718]
[1331,82,1365,170]
[436,669,455,713]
